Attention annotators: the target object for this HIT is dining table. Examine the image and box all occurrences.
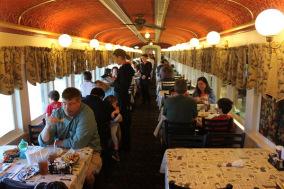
[160,148,284,189]
[0,145,94,189]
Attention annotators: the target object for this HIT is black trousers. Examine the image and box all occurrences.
[140,79,151,103]
[116,91,132,151]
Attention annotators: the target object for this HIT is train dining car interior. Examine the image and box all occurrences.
[0,0,284,188]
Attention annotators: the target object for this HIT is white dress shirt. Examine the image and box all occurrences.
[80,80,96,97]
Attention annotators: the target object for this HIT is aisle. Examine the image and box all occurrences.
[94,89,164,189]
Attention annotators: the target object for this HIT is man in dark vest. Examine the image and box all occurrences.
[139,54,152,104]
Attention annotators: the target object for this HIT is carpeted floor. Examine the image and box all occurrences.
[94,88,165,189]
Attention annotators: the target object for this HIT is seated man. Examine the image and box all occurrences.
[163,79,197,123]
[82,87,112,150]
[38,87,101,188]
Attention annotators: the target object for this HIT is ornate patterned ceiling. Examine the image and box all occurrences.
[0,0,283,48]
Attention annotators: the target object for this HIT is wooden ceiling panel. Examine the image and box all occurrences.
[0,0,140,46]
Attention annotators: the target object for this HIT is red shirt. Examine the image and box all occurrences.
[212,114,232,120]
[212,114,236,131]
[46,101,62,116]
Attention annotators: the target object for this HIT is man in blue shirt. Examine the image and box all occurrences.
[38,87,101,187]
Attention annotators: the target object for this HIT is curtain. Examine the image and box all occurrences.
[25,46,55,85]
[0,47,23,95]
[247,44,270,95]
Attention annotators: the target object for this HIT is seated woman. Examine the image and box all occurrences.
[192,77,216,104]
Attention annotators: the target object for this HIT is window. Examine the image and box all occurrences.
[220,84,228,99]
[74,74,83,89]
[27,82,45,120]
[95,67,105,80]
[232,88,246,119]
[54,77,67,101]
[0,94,15,137]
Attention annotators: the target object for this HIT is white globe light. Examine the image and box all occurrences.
[149,42,153,45]
[206,31,220,45]
[89,39,100,49]
[105,43,113,50]
[58,34,72,47]
[189,38,199,48]
[134,46,139,49]
[145,32,150,39]
[255,9,284,36]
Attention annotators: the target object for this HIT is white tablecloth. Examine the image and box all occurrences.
[161,148,284,189]
[0,146,94,189]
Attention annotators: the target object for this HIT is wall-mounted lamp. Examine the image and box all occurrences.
[255,8,284,51]
[255,9,284,41]
[206,31,220,47]
[189,38,199,49]
[149,42,153,45]
[105,43,113,51]
[58,34,72,48]
[145,32,150,39]
[90,39,100,49]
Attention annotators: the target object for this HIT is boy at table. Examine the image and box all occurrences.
[38,87,101,188]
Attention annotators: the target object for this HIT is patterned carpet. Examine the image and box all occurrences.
[94,89,165,189]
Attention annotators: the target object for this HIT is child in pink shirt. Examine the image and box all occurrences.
[46,90,62,117]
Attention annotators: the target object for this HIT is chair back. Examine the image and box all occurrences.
[161,82,175,90]
[28,118,46,145]
[206,132,245,148]
[0,178,34,189]
[164,120,206,148]
[202,118,233,132]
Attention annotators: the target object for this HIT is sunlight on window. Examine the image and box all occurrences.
[0,94,15,137]
[220,84,227,99]
[233,89,246,119]
[95,67,105,80]
[27,82,44,120]
[74,74,83,89]
[54,77,67,101]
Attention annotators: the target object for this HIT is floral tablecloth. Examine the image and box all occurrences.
[0,146,94,189]
[160,148,284,189]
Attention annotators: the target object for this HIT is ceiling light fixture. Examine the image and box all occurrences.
[145,32,150,39]
[89,39,100,49]
[206,31,221,46]
[58,34,72,48]
[255,9,284,42]
[105,43,113,51]
[189,38,200,48]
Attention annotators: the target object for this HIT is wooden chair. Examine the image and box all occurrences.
[28,118,46,145]
[205,132,245,148]
[202,118,233,132]
[164,120,206,148]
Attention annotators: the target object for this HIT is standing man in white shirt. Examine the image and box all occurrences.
[80,71,96,98]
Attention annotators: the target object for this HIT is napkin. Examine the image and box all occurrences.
[222,159,244,168]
